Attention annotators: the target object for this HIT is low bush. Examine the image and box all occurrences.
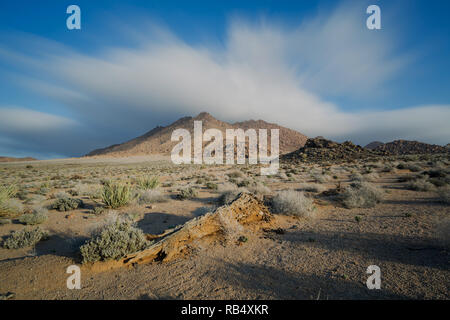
[79,220,149,263]
[2,227,48,249]
[406,178,435,192]
[137,189,168,204]
[271,190,314,217]
[176,187,198,200]
[52,197,83,211]
[205,182,218,190]
[19,207,48,225]
[341,181,383,208]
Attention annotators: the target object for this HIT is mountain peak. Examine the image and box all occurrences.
[86,112,308,157]
[195,112,215,120]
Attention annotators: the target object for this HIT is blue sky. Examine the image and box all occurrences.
[0,0,449,159]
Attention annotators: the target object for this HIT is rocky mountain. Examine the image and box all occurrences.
[372,140,448,155]
[282,137,388,164]
[0,156,36,162]
[365,141,384,150]
[86,112,307,157]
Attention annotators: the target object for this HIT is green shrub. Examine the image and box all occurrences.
[341,181,383,208]
[2,227,48,249]
[52,197,83,211]
[79,220,149,263]
[101,181,133,209]
[271,190,314,217]
[136,176,160,190]
[19,207,48,225]
[176,187,198,200]
[0,185,21,217]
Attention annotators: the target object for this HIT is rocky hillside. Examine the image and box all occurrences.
[86,112,307,157]
[365,141,384,150]
[282,137,388,164]
[372,140,448,155]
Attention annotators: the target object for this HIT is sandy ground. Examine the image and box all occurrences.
[0,158,448,300]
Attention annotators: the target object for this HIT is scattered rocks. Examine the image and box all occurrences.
[372,140,449,155]
[282,137,387,164]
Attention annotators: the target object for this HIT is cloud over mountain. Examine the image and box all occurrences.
[0,1,448,158]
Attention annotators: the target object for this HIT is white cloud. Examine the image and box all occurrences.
[0,107,77,134]
[0,1,448,158]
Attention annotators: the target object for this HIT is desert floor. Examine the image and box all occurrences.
[0,156,448,299]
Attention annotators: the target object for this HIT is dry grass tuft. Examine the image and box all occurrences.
[271,190,314,217]
[341,181,383,208]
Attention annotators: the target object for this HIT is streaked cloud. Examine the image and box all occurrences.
[0,1,448,158]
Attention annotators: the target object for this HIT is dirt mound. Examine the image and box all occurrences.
[373,140,448,155]
[281,137,388,164]
[86,112,307,157]
[87,192,273,272]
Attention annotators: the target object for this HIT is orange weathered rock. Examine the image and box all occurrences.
[86,193,273,272]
